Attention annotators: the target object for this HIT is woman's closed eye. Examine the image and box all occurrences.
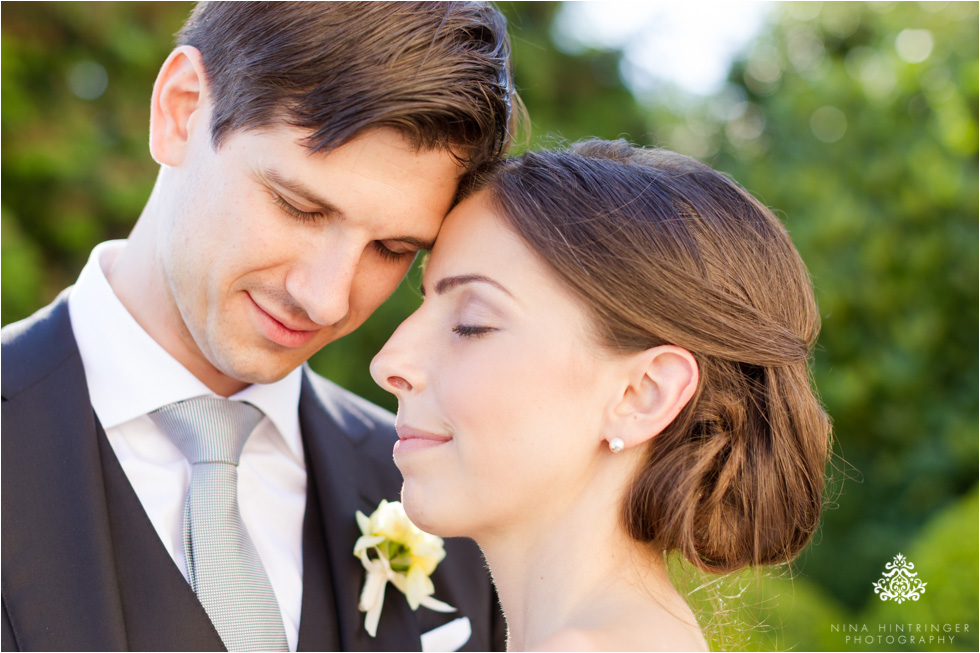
[452,324,497,338]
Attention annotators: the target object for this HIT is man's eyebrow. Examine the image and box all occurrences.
[420,274,513,298]
[261,167,435,250]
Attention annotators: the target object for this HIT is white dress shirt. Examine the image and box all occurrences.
[67,240,306,652]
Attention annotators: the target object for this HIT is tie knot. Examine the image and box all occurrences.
[150,396,264,465]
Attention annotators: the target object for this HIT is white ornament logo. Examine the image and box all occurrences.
[872,553,927,603]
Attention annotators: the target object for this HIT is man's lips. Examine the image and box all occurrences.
[247,293,320,348]
[394,425,453,454]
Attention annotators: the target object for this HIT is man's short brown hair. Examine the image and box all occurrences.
[178,1,518,171]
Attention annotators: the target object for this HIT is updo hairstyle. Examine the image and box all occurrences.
[467,140,832,573]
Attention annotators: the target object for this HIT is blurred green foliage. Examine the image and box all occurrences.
[2,1,976,650]
[673,488,978,651]
[2,1,187,310]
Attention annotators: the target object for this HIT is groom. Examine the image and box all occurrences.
[1,2,514,651]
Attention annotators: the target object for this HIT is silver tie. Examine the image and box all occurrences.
[150,397,289,652]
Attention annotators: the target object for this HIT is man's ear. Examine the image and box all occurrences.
[149,46,209,166]
[604,345,699,451]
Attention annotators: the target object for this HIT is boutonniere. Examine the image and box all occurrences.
[354,499,455,637]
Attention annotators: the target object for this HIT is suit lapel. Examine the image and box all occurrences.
[1,296,128,651]
[1,295,224,652]
[297,369,421,652]
[294,448,340,651]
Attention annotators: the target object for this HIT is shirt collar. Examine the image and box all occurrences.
[67,240,304,463]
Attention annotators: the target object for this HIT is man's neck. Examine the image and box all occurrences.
[105,218,248,398]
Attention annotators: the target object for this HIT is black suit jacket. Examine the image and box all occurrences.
[1,293,503,652]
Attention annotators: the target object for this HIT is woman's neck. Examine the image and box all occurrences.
[476,477,691,651]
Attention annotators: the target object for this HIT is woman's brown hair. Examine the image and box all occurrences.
[473,140,832,573]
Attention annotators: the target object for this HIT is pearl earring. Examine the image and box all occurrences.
[608,437,625,453]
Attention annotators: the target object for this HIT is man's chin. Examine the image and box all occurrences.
[212,349,306,388]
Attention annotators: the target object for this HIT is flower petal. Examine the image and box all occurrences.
[358,570,386,612]
[363,593,384,638]
[356,510,372,536]
[354,536,386,558]
[419,595,456,613]
[404,564,436,610]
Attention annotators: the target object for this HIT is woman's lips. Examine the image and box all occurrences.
[247,293,319,348]
[394,425,453,454]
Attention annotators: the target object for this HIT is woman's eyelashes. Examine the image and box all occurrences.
[452,324,497,338]
[422,286,506,338]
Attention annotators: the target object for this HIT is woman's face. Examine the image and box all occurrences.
[370,191,626,539]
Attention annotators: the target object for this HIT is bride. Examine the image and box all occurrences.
[370,140,831,651]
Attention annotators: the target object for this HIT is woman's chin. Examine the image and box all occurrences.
[400,480,467,538]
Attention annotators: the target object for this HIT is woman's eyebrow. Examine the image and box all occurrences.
[420,274,513,298]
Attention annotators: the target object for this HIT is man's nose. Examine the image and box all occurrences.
[285,244,361,326]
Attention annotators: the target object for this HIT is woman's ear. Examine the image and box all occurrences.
[149,46,209,166]
[604,345,699,451]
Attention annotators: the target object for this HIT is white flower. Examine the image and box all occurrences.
[354,500,455,636]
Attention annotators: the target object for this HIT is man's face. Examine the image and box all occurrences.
[156,124,464,390]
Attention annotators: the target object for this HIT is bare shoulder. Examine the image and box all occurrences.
[531,622,708,652]
[530,628,604,652]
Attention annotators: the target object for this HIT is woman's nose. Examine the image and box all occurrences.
[370,320,425,395]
